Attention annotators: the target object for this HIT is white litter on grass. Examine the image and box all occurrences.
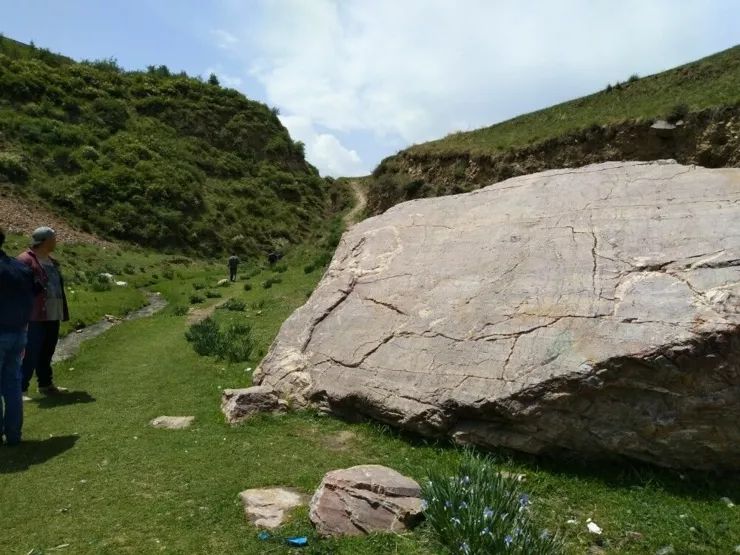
[586,520,602,535]
[720,497,735,508]
[99,273,114,281]
[566,519,578,525]
[115,281,127,286]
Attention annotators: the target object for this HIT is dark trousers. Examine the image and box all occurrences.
[229,267,238,281]
[21,320,60,391]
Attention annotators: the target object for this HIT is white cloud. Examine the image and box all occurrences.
[216,0,737,174]
[280,115,364,177]
[212,28,238,50]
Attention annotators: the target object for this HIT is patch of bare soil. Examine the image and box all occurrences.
[0,192,110,246]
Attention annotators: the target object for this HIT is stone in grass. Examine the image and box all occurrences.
[239,487,309,529]
[309,465,423,537]
[221,386,287,424]
[149,416,194,430]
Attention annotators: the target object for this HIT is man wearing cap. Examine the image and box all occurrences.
[17,227,69,396]
[0,227,36,445]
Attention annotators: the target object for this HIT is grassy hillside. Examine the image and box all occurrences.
[368,45,740,213]
[0,36,349,255]
[410,45,740,156]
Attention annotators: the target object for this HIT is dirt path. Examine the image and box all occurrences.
[343,180,367,227]
[53,292,168,363]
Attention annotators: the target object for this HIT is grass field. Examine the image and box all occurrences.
[1,241,738,554]
[407,45,740,156]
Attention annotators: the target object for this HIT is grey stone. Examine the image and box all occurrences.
[255,161,740,470]
[221,386,285,424]
[239,487,308,529]
[309,465,423,537]
[149,416,194,430]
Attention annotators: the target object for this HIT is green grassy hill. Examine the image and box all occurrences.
[0,36,349,255]
[369,45,740,213]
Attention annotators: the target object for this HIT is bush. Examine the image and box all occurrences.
[172,305,188,316]
[262,277,282,289]
[421,451,561,555]
[218,298,246,311]
[219,321,254,362]
[628,73,640,83]
[184,317,220,356]
[189,293,205,304]
[90,274,112,292]
[303,263,316,274]
[243,282,252,291]
[205,290,222,299]
[192,282,207,290]
[666,103,689,123]
[271,263,288,273]
[0,151,29,182]
[184,317,254,362]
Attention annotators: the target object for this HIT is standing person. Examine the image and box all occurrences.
[18,227,69,397]
[0,227,36,445]
[228,254,240,282]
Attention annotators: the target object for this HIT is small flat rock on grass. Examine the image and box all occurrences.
[309,465,423,537]
[239,487,308,529]
[149,416,194,430]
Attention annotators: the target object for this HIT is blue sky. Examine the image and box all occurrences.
[2,0,739,177]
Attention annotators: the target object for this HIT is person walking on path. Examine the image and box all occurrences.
[18,227,69,397]
[0,227,36,445]
[228,254,240,282]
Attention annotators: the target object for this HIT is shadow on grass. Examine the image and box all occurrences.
[0,435,79,474]
[32,390,96,408]
[358,416,740,503]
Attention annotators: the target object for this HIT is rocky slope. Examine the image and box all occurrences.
[256,161,740,470]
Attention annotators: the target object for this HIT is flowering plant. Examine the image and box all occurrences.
[421,451,561,554]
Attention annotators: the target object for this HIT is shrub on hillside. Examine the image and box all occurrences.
[185,317,220,356]
[205,290,222,299]
[218,298,246,312]
[243,282,252,291]
[192,282,206,290]
[171,305,188,316]
[666,103,689,123]
[185,317,254,362]
[189,293,205,304]
[422,451,561,555]
[262,277,282,289]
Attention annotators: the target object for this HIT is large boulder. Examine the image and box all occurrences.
[254,161,740,470]
[309,465,423,536]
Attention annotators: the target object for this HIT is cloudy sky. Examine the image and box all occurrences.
[2,1,739,176]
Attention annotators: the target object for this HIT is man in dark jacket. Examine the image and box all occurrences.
[228,254,240,282]
[18,227,69,397]
[0,227,36,445]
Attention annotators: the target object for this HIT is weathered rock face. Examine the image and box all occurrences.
[255,161,740,470]
[309,465,423,537]
[221,386,285,424]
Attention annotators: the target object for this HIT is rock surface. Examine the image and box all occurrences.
[221,386,285,424]
[309,465,423,537]
[239,487,308,529]
[255,161,740,470]
[149,416,194,430]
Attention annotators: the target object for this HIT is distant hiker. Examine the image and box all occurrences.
[228,254,240,282]
[268,251,283,266]
[0,227,36,445]
[18,227,69,397]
